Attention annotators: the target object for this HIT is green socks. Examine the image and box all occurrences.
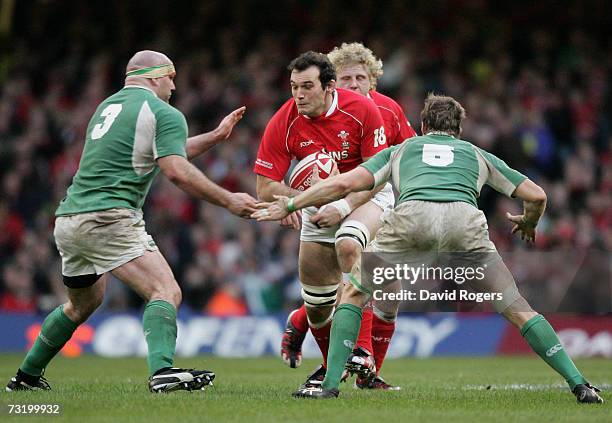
[20,305,78,377]
[143,300,178,376]
[321,304,362,390]
[20,300,179,378]
[521,314,586,390]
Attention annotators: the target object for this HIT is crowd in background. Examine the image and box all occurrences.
[0,1,610,315]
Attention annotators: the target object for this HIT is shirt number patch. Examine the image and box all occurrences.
[374,126,386,147]
[422,144,454,166]
[91,104,123,140]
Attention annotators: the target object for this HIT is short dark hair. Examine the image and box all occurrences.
[287,51,336,87]
[420,94,466,137]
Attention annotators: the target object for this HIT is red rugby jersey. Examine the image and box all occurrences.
[254,88,386,181]
[369,90,417,146]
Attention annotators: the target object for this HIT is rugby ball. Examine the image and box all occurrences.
[288,152,335,191]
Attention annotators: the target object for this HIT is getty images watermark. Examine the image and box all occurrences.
[358,250,611,313]
[371,262,502,303]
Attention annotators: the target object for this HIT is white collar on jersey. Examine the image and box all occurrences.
[325,90,339,117]
[426,131,455,138]
[122,85,158,97]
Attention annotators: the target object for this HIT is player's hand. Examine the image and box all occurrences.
[310,161,339,186]
[280,211,302,230]
[329,161,340,177]
[311,204,343,228]
[214,106,246,140]
[227,192,258,218]
[506,212,537,243]
[252,195,291,221]
[310,164,322,186]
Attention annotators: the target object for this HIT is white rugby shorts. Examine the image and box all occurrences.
[300,183,395,243]
[54,208,158,276]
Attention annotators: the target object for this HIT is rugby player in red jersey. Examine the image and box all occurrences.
[283,43,418,390]
[253,51,389,393]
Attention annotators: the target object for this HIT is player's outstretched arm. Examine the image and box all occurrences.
[185,106,246,160]
[158,154,257,218]
[256,175,300,201]
[506,179,547,242]
[253,167,374,221]
[256,174,303,229]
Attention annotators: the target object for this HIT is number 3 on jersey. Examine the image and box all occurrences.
[422,144,454,166]
[374,126,386,147]
[91,104,123,140]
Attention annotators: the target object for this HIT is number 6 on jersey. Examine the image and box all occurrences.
[91,104,123,140]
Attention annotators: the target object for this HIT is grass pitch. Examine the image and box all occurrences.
[0,354,609,422]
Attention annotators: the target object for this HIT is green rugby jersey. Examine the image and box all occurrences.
[56,86,187,215]
[361,133,527,208]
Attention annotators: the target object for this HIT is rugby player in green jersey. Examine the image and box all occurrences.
[254,94,603,404]
[6,50,257,393]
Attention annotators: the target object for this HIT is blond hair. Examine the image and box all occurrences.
[327,42,383,89]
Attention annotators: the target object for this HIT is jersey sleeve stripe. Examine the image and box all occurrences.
[390,142,408,189]
[474,146,489,194]
[377,105,401,132]
[133,101,156,175]
[473,147,518,197]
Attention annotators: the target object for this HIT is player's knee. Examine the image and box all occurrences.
[171,286,182,308]
[501,296,536,328]
[66,297,102,325]
[335,220,370,271]
[335,239,361,272]
[150,279,182,309]
[305,305,334,327]
[373,305,397,323]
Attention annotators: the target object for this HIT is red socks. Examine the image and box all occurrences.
[290,304,394,372]
[310,321,332,367]
[290,305,309,334]
[355,307,373,354]
[371,314,395,373]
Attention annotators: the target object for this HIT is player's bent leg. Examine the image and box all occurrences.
[111,250,180,375]
[281,308,308,368]
[338,283,374,380]
[299,242,340,324]
[7,274,107,392]
[335,203,384,380]
[371,279,400,372]
[357,282,401,390]
[294,285,370,399]
[488,261,604,404]
[111,251,213,392]
[334,200,382,274]
[111,249,181,308]
[322,286,369,390]
[63,273,108,324]
[298,241,341,366]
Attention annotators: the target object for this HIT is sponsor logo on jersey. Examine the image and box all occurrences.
[343,339,355,349]
[546,343,563,357]
[329,150,349,161]
[255,158,274,169]
[300,140,315,148]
